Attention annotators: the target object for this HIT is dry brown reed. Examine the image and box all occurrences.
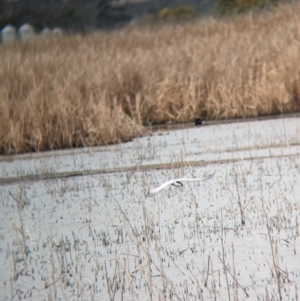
[1,2,300,155]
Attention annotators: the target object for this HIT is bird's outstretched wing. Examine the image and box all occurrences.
[146,173,215,197]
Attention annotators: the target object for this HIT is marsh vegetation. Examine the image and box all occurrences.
[1,2,300,154]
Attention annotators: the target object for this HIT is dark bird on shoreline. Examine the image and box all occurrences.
[195,118,203,125]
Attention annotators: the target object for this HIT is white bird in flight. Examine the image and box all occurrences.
[146,173,215,197]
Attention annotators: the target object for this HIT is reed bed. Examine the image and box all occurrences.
[1,2,300,155]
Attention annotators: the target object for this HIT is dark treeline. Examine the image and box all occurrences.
[0,0,216,32]
[0,0,132,31]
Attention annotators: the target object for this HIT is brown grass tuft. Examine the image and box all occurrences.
[1,2,300,155]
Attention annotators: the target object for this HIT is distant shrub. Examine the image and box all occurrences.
[215,0,277,15]
[156,5,198,21]
[96,0,132,29]
[59,4,89,31]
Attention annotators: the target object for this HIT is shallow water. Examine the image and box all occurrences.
[0,117,300,300]
[1,117,299,181]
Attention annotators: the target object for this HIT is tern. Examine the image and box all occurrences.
[146,173,215,197]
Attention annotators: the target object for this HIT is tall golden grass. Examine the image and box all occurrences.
[1,3,300,155]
